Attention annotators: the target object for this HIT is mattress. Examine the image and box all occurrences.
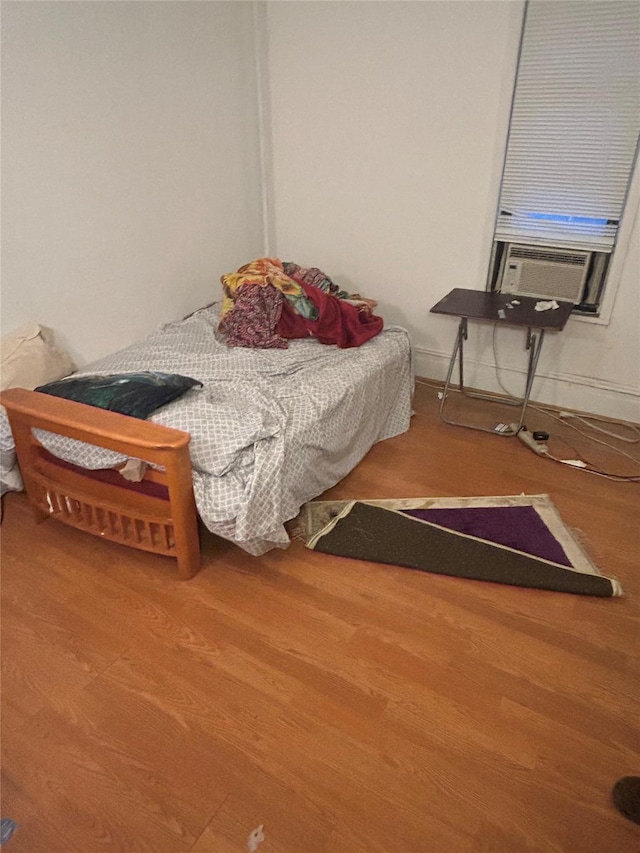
[0,304,414,554]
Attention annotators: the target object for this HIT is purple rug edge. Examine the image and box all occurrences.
[400,505,572,567]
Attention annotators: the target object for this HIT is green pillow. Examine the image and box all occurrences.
[36,371,202,420]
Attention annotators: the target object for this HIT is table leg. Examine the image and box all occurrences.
[439,318,466,424]
[513,328,545,433]
[438,321,546,435]
[458,317,467,389]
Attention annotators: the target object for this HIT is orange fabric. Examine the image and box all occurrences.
[220,258,303,320]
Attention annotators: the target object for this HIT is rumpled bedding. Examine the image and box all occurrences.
[0,303,413,554]
[219,258,383,349]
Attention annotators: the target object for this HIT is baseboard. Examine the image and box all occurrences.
[414,346,640,424]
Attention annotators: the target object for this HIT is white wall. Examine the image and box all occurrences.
[3,1,638,421]
[1,1,264,366]
[265,0,640,422]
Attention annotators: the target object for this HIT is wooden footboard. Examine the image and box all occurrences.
[0,388,201,579]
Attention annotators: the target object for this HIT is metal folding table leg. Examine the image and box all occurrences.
[438,317,466,426]
[438,321,545,435]
[513,328,545,433]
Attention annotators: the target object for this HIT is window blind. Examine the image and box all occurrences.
[495,1,640,253]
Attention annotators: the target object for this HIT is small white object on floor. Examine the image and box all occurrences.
[247,824,265,852]
[534,300,560,311]
[437,391,444,400]
[498,308,506,319]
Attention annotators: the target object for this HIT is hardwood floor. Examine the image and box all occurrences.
[1,381,639,852]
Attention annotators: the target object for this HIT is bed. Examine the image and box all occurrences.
[0,301,413,579]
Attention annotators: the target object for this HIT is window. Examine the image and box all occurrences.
[488,0,640,315]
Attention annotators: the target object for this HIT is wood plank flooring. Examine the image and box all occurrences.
[1,381,639,852]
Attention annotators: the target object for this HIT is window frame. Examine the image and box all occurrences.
[487,0,640,322]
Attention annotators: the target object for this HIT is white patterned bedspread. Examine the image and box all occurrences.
[0,304,413,554]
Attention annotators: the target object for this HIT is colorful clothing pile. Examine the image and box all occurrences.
[219,258,383,349]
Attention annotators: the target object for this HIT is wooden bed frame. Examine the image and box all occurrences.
[0,388,201,579]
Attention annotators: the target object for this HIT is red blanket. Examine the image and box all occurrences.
[277,279,383,348]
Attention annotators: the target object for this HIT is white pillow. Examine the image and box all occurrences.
[1,325,75,391]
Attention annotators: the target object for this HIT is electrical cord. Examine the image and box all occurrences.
[554,412,640,443]
[491,322,639,440]
[516,431,640,481]
[490,323,640,472]
[546,431,600,467]
[492,323,524,403]
[543,451,640,482]
[529,404,640,467]
[519,427,640,481]
[415,373,640,480]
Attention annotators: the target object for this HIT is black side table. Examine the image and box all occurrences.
[430,288,573,435]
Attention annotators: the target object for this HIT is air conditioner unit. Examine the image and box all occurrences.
[498,244,591,303]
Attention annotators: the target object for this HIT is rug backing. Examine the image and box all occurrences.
[298,495,622,597]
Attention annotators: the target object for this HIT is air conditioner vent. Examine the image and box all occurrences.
[509,246,588,266]
[499,243,591,303]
